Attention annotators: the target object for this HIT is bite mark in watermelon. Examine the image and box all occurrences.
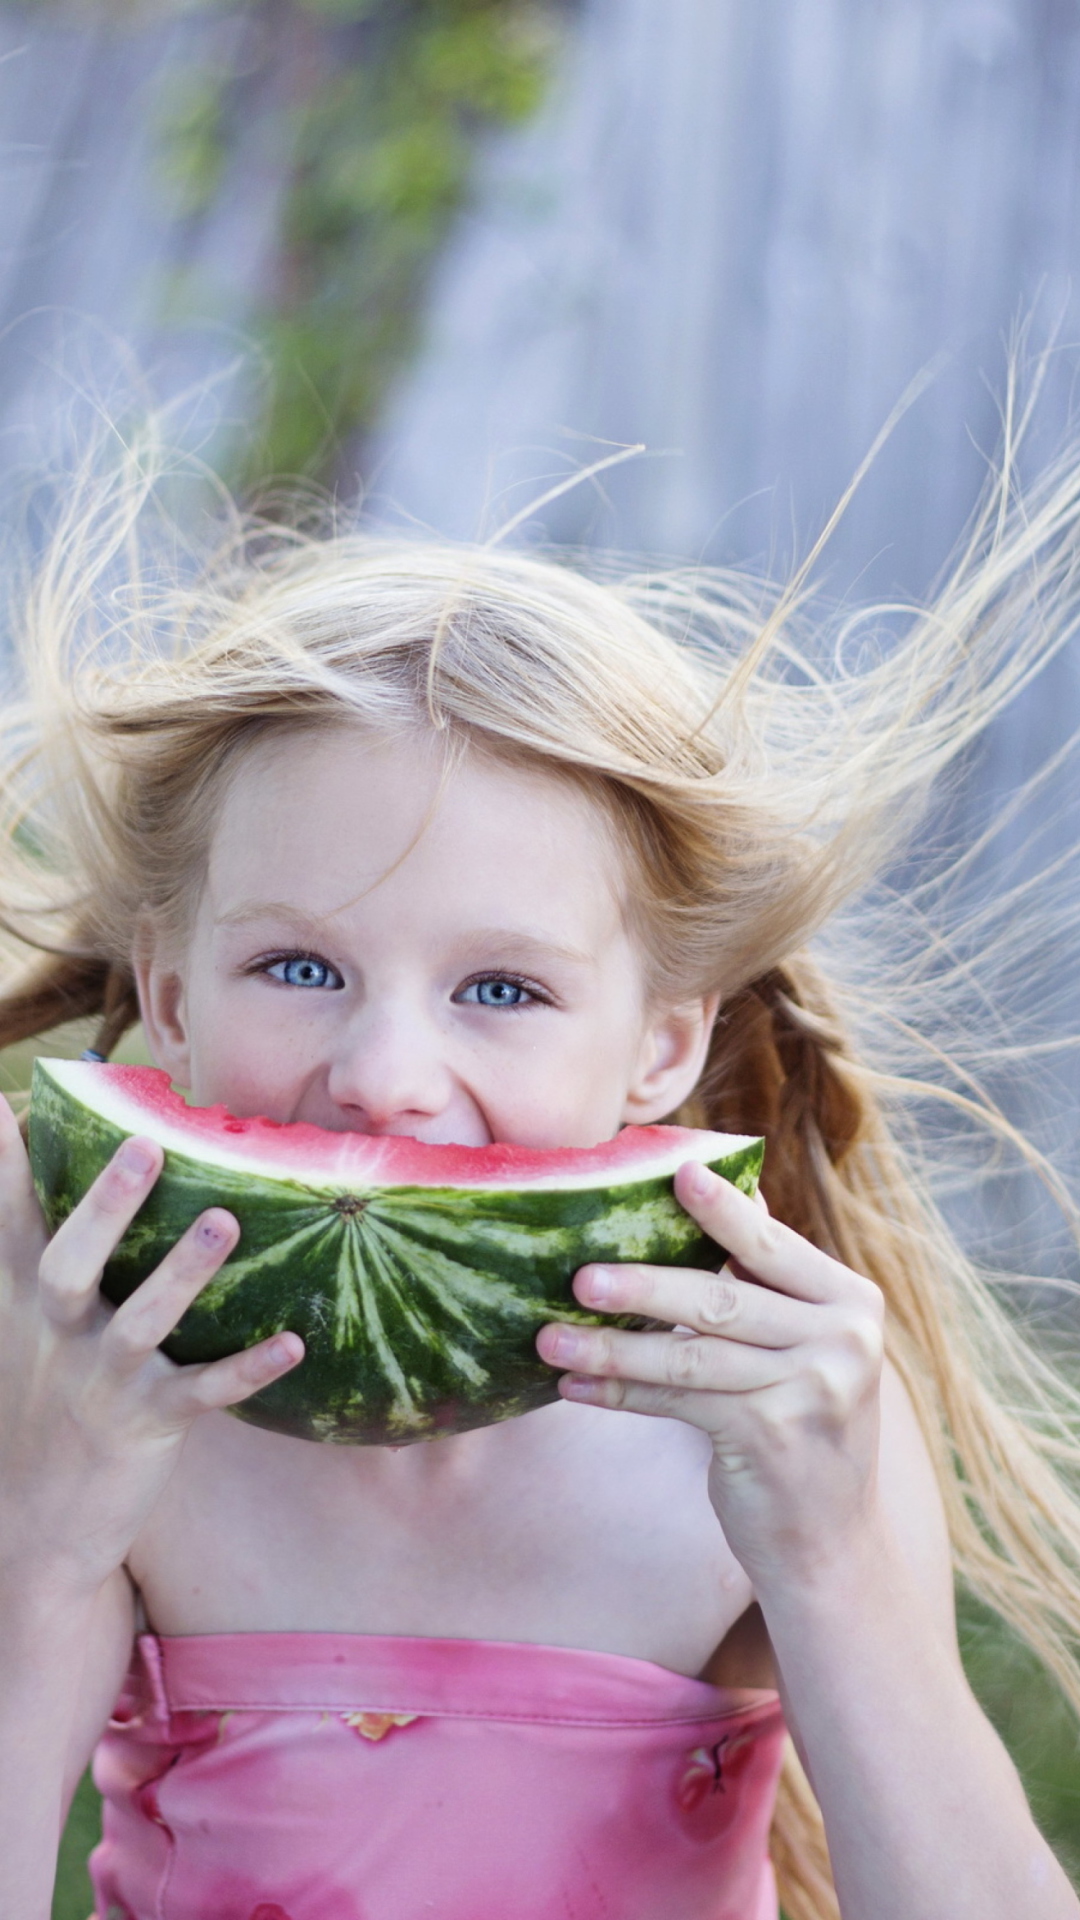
[29,1058,764,1446]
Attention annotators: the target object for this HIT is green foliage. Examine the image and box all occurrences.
[157,67,231,219]
[155,0,565,488]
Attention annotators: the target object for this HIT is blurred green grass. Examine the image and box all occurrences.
[9,1037,1075,1913]
[55,1773,100,1920]
[957,1592,1080,1886]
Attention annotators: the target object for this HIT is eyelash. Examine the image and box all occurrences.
[454,971,551,1011]
[248,953,551,1008]
[250,950,345,991]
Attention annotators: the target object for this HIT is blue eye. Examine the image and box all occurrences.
[458,976,534,1009]
[266,955,343,990]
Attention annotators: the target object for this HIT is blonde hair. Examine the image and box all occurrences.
[5,417,1080,1918]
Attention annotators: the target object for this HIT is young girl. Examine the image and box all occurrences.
[2,433,1080,1920]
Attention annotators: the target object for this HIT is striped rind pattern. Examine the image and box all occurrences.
[29,1059,764,1446]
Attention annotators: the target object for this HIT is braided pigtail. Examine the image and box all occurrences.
[0,944,138,1136]
[85,962,141,1060]
[0,951,138,1061]
[0,951,109,1055]
[694,957,864,1248]
[679,956,861,1919]
[0,947,140,1141]
[687,944,1080,1916]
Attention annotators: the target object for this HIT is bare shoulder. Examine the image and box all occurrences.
[876,1357,958,1651]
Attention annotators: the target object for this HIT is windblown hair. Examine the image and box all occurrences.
[5,412,1080,1919]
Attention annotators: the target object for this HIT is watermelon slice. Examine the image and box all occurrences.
[28,1058,764,1445]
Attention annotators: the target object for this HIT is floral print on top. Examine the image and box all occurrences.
[90,1631,785,1920]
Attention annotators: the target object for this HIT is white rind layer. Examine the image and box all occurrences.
[36,1057,759,1194]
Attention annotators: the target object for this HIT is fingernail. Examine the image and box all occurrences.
[684,1161,713,1199]
[547,1326,585,1365]
[118,1138,157,1177]
[561,1374,601,1401]
[197,1216,228,1248]
[581,1265,612,1304]
[268,1337,297,1368]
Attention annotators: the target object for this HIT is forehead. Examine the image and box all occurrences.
[203,725,627,932]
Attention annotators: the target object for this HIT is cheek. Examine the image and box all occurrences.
[475,1019,644,1151]
[184,977,308,1109]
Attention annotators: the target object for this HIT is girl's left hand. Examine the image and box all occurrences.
[536,1162,886,1601]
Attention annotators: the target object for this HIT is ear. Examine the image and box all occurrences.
[132,912,193,1088]
[621,991,720,1126]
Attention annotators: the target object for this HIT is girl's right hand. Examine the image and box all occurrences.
[0,1091,303,1602]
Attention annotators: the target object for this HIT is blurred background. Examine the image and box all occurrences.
[0,0,1078,1908]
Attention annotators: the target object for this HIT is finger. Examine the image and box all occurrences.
[536,1319,788,1394]
[572,1260,818,1348]
[38,1137,164,1325]
[101,1208,241,1366]
[0,1093,46,1270]
[556,1369,735,1427]
[160,1328,305,1424]
[673,1162,850,1305]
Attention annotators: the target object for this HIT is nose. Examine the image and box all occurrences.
[325,1003,456,1137]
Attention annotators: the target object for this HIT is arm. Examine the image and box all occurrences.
[765,1360,1067,1920]
[764,1499,1064,1920]
[0,1567,134,1915]
[0,1096,303,1918]
[60,1567,139,1820]
[538,1170,1080,1920]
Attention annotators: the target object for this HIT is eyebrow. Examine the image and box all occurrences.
[454,928,597,969]
[216,901,339,935]
[214,903,597,969]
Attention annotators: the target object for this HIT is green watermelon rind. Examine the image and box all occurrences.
[29,1060,764,1446]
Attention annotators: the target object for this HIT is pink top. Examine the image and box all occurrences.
[90,1632,786,1920]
